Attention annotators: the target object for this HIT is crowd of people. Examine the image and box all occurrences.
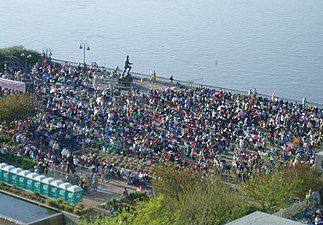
[0,59,322,184]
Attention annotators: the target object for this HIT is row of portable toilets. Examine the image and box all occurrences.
[0,163,83,204]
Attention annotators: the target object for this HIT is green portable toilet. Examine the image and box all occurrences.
[50,180,64,198]
[2,165,15,184]
[33,175,47,193]
[0,163,8,181]
[10,168,23,185]
[67,185,83,204]
[41,178,55,196]
[25,173,39,191]
[17,170,31,189]
[58,183,72,201]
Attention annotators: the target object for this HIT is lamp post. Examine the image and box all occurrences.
[79,42,90,67]
[42,47,52,59]
[20,53,32,72]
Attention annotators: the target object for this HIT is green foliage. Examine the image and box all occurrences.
[103,198,125,214]
[0,135,11,143]
[175,178,257,225]
[63,204,74,212]
[0,45,41,68]
[0,153,36,169]
[126,192,149,202]
[0,94,38,124]
[46,199,76,214]
[73,208,82,215]
[101,193,149,216]
[46,199,59,208]
[79,196,175,225]
[153,165,202,207]
[79,164,322,225]
[242,164,323,213]
[81,166,258,225]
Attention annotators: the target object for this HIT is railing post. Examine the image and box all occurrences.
[49,58,323,108]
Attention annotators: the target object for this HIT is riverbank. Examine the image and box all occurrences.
[1,57,322,224]
[51,58,323,108]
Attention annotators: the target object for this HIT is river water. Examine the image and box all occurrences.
[0,0,322,103]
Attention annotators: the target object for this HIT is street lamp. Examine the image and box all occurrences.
[42,47,52,59]
[20,53,32,72]
[79,42,90,67]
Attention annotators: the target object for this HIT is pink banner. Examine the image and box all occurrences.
[0,78,26,93]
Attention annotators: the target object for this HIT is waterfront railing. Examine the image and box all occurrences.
[50,58,323,108]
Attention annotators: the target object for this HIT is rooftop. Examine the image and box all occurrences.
[226,211,304,225]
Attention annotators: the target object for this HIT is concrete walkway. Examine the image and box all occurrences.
[82,179,137,207]
[48,168,137,207]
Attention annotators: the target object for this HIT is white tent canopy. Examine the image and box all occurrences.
[0,78,26,93]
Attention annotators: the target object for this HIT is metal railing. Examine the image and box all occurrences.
[4,56,25,70]
[50,58,323,108]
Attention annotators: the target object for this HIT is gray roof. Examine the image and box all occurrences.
[316,151,323,156]
[226,211,304,225]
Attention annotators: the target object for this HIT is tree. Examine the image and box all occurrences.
[79,196,177,225]
[79,165,257,225]
[176,178,256,225]
[0,45,41,69]
[152,165,202,207]
[242,164,323,213]
[79,163,322,224]
[0,94,38,124]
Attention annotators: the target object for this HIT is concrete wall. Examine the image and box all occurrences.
[27,213,64,225]
[62,211,79,225]
[0,190,80,225]
[0,216,24,225]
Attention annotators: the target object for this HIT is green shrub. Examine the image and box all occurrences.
[57,201,73,212]
[46,199,59,208]
[0,153,36,169]
[66,206,75,213]
[242,164,323,213]
[57,203,65,211]
[126,192,149,202]
[73,208,82,215]
[0,94,38,124]
[0,135,11,143]
[0,45,41,69]
[75,204,85,210]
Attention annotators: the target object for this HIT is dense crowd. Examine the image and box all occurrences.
[0,59,322,183]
